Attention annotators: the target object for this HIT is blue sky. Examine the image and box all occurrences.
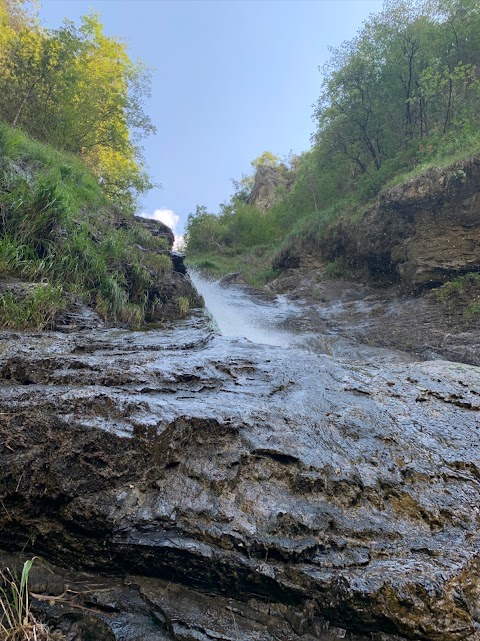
[40,0,382,236]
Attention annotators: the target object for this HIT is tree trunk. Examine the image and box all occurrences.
[12,80,37,128]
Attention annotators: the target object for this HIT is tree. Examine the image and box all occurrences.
[313,0,480,193]
[251,151,281,168]
[185,206,226,252]
[0,8,155,210]
[0,0,37,29]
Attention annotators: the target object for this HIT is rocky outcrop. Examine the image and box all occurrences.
[146,270,203,320]
[0,320,480,640]
[267,268,480,366]
[109,216,201,322]
[320,156,480,290]
[169,250,187,274]
[247,165,286,211]
[133,215,175,249]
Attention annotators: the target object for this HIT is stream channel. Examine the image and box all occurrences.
[190,271,416,364]
[0,274,479,641]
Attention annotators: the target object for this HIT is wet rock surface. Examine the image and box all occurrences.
[268,269,480,366]
[0,312,479,640]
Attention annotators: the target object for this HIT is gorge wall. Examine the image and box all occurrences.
[323,156,480,290]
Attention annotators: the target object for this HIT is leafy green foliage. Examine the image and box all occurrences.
[176,296,190,316]
[187,246,276,287]
[0,124,174,328]
[314,0,480,181]
[0,2,154,211]
[0,6,182,328]
[0,284,65,329]
[251,151,281,168]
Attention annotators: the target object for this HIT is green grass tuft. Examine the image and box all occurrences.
[430,273,480,316]
[0,284,65,330]
[0,557,63,640]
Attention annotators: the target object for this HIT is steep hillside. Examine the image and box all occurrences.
[275,153,480,292]
[186,0,480,306]
[0,124,201,329]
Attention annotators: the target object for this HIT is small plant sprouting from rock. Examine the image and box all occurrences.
[450,168,467,183]
[176,296,190,316]
[430,273,480,315]
[0,558,62,640]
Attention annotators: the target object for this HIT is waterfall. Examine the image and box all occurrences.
[189,271,417,363]
[189,271,294,347]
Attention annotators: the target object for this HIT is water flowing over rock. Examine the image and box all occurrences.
[0,310,479,640]
[266,270,480,366]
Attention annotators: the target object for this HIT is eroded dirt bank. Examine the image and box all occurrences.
[273,155,480,293]
[0,314,479,640]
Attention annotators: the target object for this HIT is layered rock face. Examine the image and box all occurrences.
[247,165,286,211]
[321,156,480,290]
[0,318,479,640]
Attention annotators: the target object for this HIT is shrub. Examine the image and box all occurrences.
[0,124,182,328]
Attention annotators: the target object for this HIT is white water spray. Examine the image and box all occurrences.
[190,272,295,347]
[189,271,417,363]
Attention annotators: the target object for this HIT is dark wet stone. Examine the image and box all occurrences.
[0,318,479,640]
[169,251,187,274]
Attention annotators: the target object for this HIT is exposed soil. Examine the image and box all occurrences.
[274,155,480,292]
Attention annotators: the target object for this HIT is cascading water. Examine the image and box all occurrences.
[189,271,296,347]
[189,271,416,363]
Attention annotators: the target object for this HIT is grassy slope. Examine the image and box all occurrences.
[186,246,280,287]
[0,123,182,329]
[272,129,480,274]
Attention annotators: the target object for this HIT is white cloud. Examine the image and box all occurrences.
[140,209,179,233]
[173,235,185,251]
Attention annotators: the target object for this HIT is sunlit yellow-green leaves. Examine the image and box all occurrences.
[0,3,154,210]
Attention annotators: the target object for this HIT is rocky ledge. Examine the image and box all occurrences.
[267,270,480,366]
[274,155,480,292]
[0,316,479,640]
[326,156,480,290]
